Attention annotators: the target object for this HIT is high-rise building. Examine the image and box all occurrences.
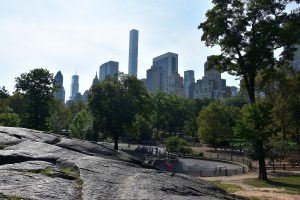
[146,65,164,93]
[153,52,178,77]
[54,71,65,102]
[146,52,183,96]
[184,70,195,99]
[92,72,99,85]
[166,72,184,96]
[82,90,90,102]
[99,61,119,81]
[128,29,139,77]
[194,56,225,99]
[291,44,300,71]
[70,74,79,100]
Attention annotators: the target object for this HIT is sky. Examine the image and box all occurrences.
[0,1,298,99]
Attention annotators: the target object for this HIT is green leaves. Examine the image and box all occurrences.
[14,68,55,131]
[89,75,150,150]
[198,101,234,148]
[70,109,94,140]
[199,0,300,104]
[234,101,273,159]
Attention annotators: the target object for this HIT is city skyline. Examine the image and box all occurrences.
[0,1,298,99]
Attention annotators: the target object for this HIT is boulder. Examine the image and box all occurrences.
[0,127,245,200]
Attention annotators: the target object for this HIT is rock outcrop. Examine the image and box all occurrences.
[0,127,245,200]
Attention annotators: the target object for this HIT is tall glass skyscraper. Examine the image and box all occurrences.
[70,74,79,100]
[99,61,119,81]
[184,70,195,99]
[128,29,139,77]
[54,71,65,102]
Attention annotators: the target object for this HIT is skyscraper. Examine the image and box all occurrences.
[146,52,182,96]
[146,65,163,93]
[291,44,300,71]
[193,56,226,99]
[184,70,195,99]
[99,61,119,81]
[153,52,178,77]
[128,29,139,77]
[54,71,65,102]
[92,72,99,85]
[70,74,79,100]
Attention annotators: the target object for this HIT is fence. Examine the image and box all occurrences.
[180,167,247,177]
[152,159,248,177]
[202,152,252,168]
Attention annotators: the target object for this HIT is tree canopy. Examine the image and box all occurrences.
[235,101,273,180]
[198,101,234,150]
[199,0,300,180]
[89,75,150,150]
[199,0,300,103]
[15,68,55,131]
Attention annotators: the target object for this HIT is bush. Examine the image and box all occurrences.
[193,151,204,157]
[165,136,192,154]
[0,107,20,127]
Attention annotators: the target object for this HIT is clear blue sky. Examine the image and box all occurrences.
[0,1,298,99]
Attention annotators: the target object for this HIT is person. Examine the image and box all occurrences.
[168,163,174,172]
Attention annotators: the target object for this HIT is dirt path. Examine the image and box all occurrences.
[201,171,300,200]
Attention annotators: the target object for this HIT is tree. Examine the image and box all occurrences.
[199,0,300,104]
[89,75,150,150]
[48,100,70,134]
[15,68,55,131]
[152,92,192,134]
[165,136,192,154]
[198,102,232,150]
[130,114,153,141]
[0,86,9,99]
[70,109,94,140]
[235,101,273,180]
[222,96,247,108]
[0,106,20,127]
[258,65,300,153]
[199,0,300,180]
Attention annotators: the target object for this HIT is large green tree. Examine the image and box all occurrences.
[70,109,94,140]
[199,0,300,104]
[235,101,273,180]
[258,64,300,138]
[152,92,193,134]
[15,68,55,131]
[198,102,233,150]
[259,65,300,152]
[199,0,300,180]
[89,75,150,150]
[48,100,70,134]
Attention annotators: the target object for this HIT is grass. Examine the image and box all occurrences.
[0,193,30,200]
[210,180,242,193]
[28,167,58,178]
[29,167,83,199]
[61,167,83,200]
[243,175,300,195]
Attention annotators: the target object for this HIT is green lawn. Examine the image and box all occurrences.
[243,175,300,195]
[210,180,242,193]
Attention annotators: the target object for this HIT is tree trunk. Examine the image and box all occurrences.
[114,136,119,150]
[243,74,256,104]
[258,156,268,180]
[296,127,300,153]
